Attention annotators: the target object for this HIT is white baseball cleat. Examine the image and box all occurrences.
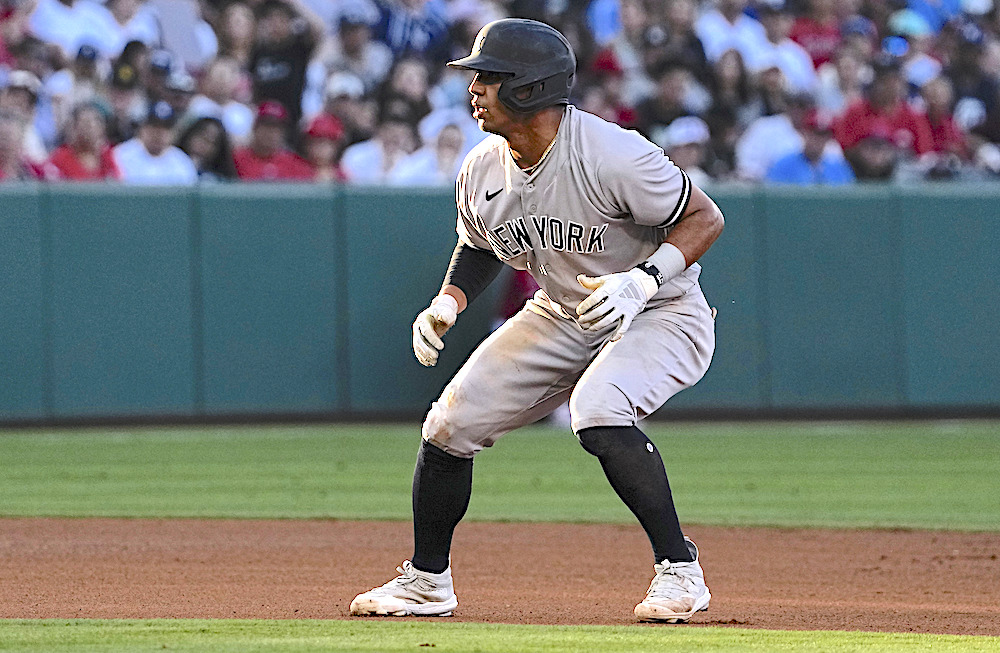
[350,560,458,617]
[634,538,710,623]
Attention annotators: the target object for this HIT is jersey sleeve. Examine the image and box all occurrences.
[600,145,692,229]
[455,154,493,251]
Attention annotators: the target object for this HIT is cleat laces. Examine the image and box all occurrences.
[646,562,700,602]
[371,561,437,597]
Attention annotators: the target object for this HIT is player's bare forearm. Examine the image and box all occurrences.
[441,285,469,314]
[667,184,724,266]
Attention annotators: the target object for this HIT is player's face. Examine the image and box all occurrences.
[468,71,519,136]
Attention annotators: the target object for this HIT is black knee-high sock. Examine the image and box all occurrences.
[411,440,474,574]
[577,425,693,564]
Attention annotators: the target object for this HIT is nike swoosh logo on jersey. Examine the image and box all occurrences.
[485,188,503,201]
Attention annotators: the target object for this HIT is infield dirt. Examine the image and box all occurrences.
[1,518,997,635]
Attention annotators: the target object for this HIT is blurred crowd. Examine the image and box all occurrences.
[1,0,999,185]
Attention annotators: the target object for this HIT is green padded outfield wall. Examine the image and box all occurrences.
[0,183,997,423]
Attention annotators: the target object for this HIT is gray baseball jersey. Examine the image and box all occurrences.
[455,105,701,315]
[423,105,715,457]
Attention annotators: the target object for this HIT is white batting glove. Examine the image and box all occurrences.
[412,294,459,367]
[576,270,658,341]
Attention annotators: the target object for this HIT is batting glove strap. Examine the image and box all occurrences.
[412,294,459,367]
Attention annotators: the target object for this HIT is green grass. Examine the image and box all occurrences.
[1,620,997,653]
[1,421,998,530]
[2,422,999,651]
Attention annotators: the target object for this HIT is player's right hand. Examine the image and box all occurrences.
[576,269,657,341]
[412,294,459,367]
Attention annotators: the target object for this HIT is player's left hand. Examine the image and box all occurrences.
[576,270,657,341]
[412,294,459,367]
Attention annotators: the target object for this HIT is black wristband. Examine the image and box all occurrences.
[442,242,503,305]
[637,261,664,287]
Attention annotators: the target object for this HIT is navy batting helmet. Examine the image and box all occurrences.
[447,18,576,113]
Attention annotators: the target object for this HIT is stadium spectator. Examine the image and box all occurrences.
[188,57,255,144]
[766,108,854,185]
[376,55,432,124]
[112,100,197,184]
[587,0,656,107]
[0,108,43,179]
[321,70,376,146]
[45,44,106,131]
[340,104,414,184]
[735,91,820,181]
[833,58,935,159]
[789,0,842,69]
[0,69,47,163]
[9,36,59,151]
[250,0,325,128]
[145,48,174,104]
[323,8,393,93]
[886,11,942,89]
[640,0,710,85]
[844,132,900,180]
[215,2,256,73]
[369,0,450,64]
[162,70,197,119]
[301,112,346,182]
[27,0,117,60]
[752,2,818,95]
[815,48,869,117]
[104,0,162,55]
[944,21,999,141]
[693,0,769,64]
[104,59,147,144]
[921,75,970,160]
[232,100,313,180]
[175,115,237,181]
[388,111,466,185]
[633,58,695,139]
[45,101,121,180]
[653,115,714,187]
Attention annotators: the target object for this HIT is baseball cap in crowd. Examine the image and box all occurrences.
[659,116,711,149]
[146,100,178,127]
[150,49,174,75]
[76,44,99,62]
[256,100,290,124]
[842,15,878,39]
[111,61,139,90]
[325,71,365,100]
[166,70,197,94]
[4,70,42,99]
[305,113,345,141]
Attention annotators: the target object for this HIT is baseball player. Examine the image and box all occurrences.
[350,18,724,623]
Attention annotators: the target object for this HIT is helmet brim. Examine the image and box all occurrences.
[446,53,516,74]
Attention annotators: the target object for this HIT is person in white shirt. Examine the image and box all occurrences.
[750,3,818,95]
[113,101,198,185]
[187,57,255,144]
[694,0,769,63]
[28,0,118,60]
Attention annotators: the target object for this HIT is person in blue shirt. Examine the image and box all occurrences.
[766,109,855,185]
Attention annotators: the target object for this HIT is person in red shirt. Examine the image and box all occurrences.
[789,0,842,69]
[302,113,347,182]
[834,58,935,159]
[920,76,969,161]
[232,100,314,180]
[46,102,122,180]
